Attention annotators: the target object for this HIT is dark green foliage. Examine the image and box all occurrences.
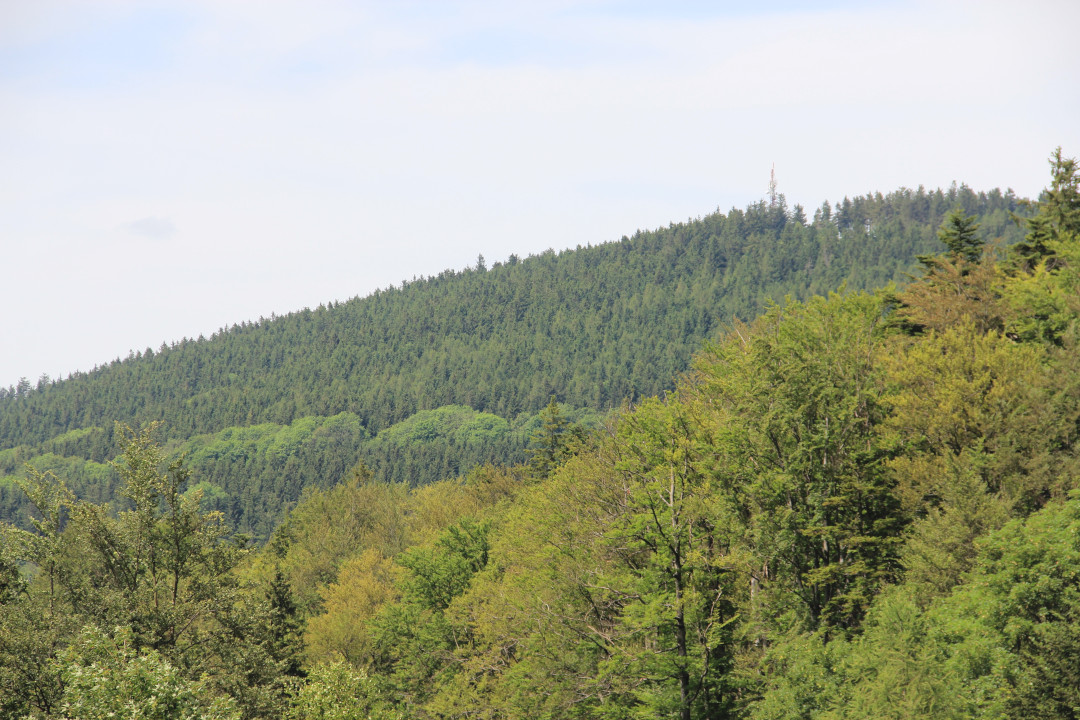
[526,396,585,479]
[1003,148,1080,344]
[936,207,983,263]
[1035,147,1080,242]
[0,188,1026,452]
[0,534,23,604]
[1012,147,1079,258]
[1010,212,1058,272]
[0,413,371,540]
[267,570,305,679]
[351,153,1079,717]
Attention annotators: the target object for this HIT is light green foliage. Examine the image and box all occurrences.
[52,626,239,720]
[184,480,229,511]
[4,155,1080,719]
[67,424,245,658]
[0,451,113,507]
[1004,149,1080,345]
[876,310,1077,609]
[799,497,1080,720]
[898,457,1010,605]
[419,397,745,720]
[275,460,524,670]
[397,518,489,612]
[0,528,25,604]
[438,461,620,719]
[0,467,78,717]
[944,497,1080,718]
[1005,259,1080,344]
[598,398,740,720]
[303,549,398,666]
[287,661,397,720]
[894,256,1005,335]
[270,469,409,615]
[46,426,98,443]
[881,322,1045,505]
[367,519,493,714]
[360,403,601,489]
[748,629,851,720]
[818,588,961,720]
[374,405,509,445]
[402,463,523,545]
[359,406,521,489]
[180,413,369,537]
[0,426,304,719]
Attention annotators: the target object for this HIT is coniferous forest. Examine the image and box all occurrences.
[0,184,1026,538]
[2,149,1079,719]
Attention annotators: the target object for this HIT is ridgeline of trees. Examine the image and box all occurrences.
[0,184,1028,537]
[1,184,1025,452]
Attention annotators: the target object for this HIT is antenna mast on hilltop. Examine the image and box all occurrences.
[768,163,778,208]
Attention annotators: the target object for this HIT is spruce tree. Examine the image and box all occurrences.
[937,207,983,263]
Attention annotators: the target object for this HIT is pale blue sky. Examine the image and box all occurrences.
[2,0,1078,387]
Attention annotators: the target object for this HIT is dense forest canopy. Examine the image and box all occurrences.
[3,149,1079,719]
[1,183,1024,447]
[0,183,1028,536]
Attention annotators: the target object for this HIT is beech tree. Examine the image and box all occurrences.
[693,293,902,633]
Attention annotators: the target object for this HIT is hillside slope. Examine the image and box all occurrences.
[0,185,1025,456]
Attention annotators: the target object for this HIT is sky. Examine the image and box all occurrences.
[1,0,1078,388]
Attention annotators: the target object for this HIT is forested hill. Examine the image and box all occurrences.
[2,151,1077,720]
[0,184,1026,456]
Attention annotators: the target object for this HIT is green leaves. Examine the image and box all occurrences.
[695,292,901,632]
[1005,149,1080,346]
[398,518,490,613]
[5,152,1080,719]
[810,497,1080,720]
